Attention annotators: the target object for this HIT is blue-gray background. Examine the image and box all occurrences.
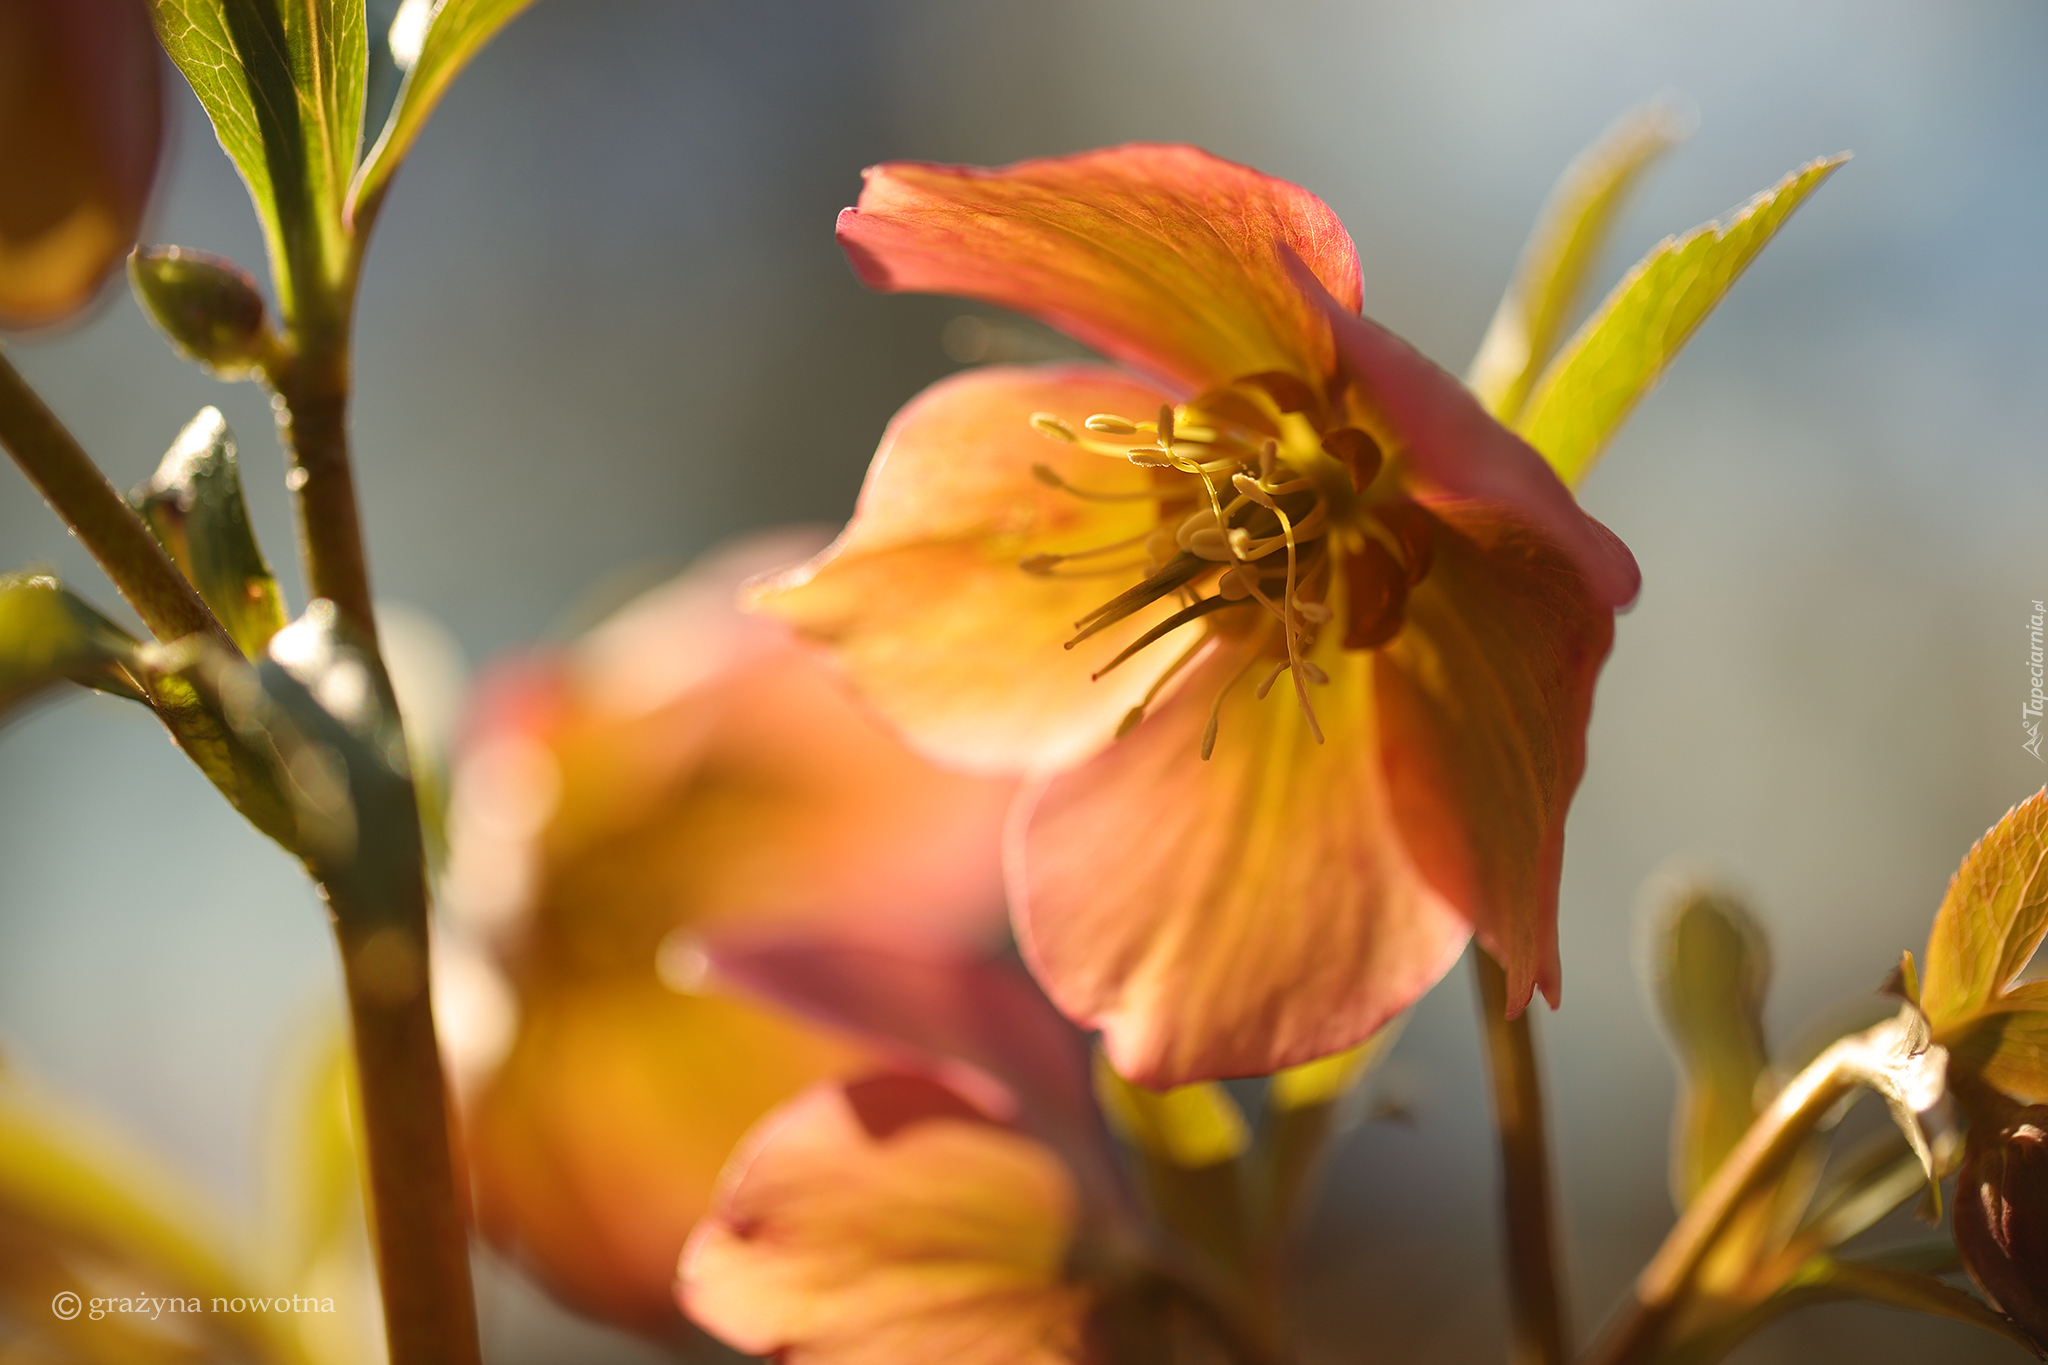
[4,1,2045,1361]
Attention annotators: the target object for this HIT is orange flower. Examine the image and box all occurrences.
[443,532,1017,1332]
[753,146,1638,1085]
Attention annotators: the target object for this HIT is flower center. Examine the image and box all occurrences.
[1026,375,1438,756]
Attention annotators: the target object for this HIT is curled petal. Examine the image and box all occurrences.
[750,365,1192,774]
[1285,252,1641,609]
[467,979,869,1332]
[839,146,1361,394]
[1015,636,1470,1086]
[1374,503,1617,1015]
[681,1074,1092,1365]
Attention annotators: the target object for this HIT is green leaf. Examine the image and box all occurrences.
[1922,790,2048,1031]
[1468,98,1690,423]
[350,0,541,229]
[0,572,147,718]
[1949,983,2048,1105]
[1798,1126,1931,1249]
[1655,884,1772,1206]
[0,1071,313,1365]
[132,408,289,660]
[1517,154,1847,486]
[149,0,366,304]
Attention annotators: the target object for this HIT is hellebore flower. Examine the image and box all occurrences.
[753,145,1639,1084]
[442,531,1017,1331]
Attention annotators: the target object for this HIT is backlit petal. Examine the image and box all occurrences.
[681,1074,1091,1365]
[1374,503,1617,1015]
[1287,253,1641,609]
[708,939,1124,1207]
[467,978,869,1332]
[1015,634,1470,1086]
[751,365,1191,774]
[838,146,1361,394]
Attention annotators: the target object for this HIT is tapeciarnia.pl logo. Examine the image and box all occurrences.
[2025,600,2045,761]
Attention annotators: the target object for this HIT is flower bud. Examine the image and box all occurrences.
[1955,1107,2048,1351]
[0,0,163,328]
[128,247,274,379]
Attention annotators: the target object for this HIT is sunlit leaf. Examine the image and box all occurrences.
[1655,885,1771,1206]
[1948,984,2048,1106]
[1922,790,2048,1032]
[350,0,540,230]
[0,1070,310,1365]
[132,409,288,660]
[148,0,365,302]
[1517,154,1846,486]
[0,572,146,718]
[1468,98,1690,423]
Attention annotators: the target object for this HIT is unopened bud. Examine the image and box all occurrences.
[129,247,273,378]
[1955,1108,2048,1351]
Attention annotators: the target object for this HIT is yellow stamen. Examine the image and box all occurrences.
[1031,412,1078,442]
[1085,413,1140,435]
[1030,463,1162,502]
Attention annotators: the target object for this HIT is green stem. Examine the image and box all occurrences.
[1475,950,1570,1365]
[0,351,233,650]
[271,331,379,648]
[274,281,474,1362]
[1580,1042,1860,1365]
[331,888,481,1365]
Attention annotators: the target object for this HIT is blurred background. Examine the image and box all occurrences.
[4,0,2047,1361]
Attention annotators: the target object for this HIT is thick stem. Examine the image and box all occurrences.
[1475,950,1570,1365]
[272,337,379,650]
[0,351,232,650]
[332,892,481,1365]
[1580,1043,1859,1365]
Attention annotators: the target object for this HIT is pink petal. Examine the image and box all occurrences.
[1284,252,1641,608]
[748,365,1195,774]
[1014,637,1471,1087]
[1373,501,1618,1014]
[681,1074,1092,1365]
[838,145,1361,394]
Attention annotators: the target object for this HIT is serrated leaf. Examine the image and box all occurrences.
[1949,984,2048,1105]
[350,0,540,229]
[133,408,289,660]
[0,572,148,718]
[1923,790,2048,1031]
[1468,99,1690,423]
[149,0,366,304]
[1091,1051,1247,1169]
[1656,885,1772,1206]
[1517,154,1846,486]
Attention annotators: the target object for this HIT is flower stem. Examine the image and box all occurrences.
[0,350,233,651]
[1580,1041,1860,1365]
[271,327,379,647]
[331,890,481,1365]
[273,284,476,1363]
[1474,950,1570,1365]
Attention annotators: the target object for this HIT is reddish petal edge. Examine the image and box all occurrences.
[1281,250,1641,610]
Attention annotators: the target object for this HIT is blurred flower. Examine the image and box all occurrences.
[754,145,1637,1085]
[0,0,162,327]
[441,531,1017,1333]
[679,942,1142,1365]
